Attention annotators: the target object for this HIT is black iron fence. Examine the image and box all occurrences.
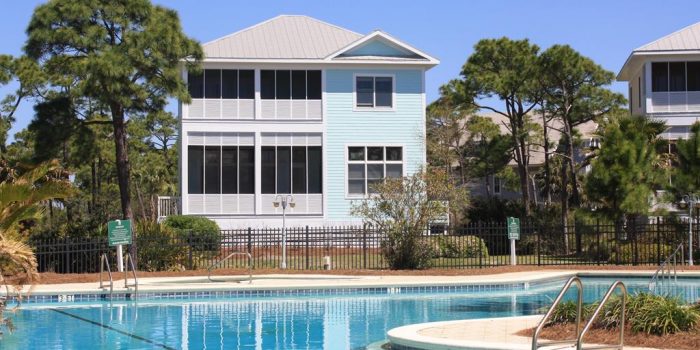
[30,218,698,273]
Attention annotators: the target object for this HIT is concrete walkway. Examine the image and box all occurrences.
[388,315,656,350]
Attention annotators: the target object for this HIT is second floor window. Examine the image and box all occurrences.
[651,61,700,92]
[188,69,254,99]
[260,70,322,100]
[356,76,393,108]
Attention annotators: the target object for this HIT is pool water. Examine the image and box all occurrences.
[2,277,699,350]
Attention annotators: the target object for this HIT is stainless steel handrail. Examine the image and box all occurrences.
[124,253,138,294]
[649,243,684,294]
[208,252,252,284]
[577,281,627,350]
[99,253,113,297]
[532,276,584,350]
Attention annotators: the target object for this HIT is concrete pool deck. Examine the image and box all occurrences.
[387,315,657,350]
[13,269,700,296]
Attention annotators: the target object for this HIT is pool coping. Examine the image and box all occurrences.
[3,270,700,304]
[386,315,657,350]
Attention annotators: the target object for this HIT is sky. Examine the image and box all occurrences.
[3,0,700,141]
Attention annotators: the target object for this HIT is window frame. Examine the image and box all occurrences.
[187,145,255,196]
[353,74,396,111]
[260,69,323,101]
[188,69,255,100]
[261,145,323,195]
[345,145,404,198]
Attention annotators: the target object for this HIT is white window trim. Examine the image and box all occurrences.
[344,144,405,199]
[352,73,396,112]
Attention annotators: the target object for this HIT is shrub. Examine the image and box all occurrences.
[540,300,597,326]
[436,236,489,259]
[136,220,186,272]
[163,215,221,257]
[630,295,700,335]
[609,243,672,264]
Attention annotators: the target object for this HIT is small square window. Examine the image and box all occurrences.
[386,147,402,161]
[367,147,383,161]
[348,147,365,161]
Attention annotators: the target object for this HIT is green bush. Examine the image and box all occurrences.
[630,294,699,335]
[436,235,489,259]
[163,215,221,256]
[136,220,186,272]
[609,243,672,264]
[539,300,597,326]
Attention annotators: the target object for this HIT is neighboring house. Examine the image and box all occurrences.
[618,21,700,140]
[161,15,439,228]
[466,113,598,204]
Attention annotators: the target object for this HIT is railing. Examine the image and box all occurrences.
[649,243,684,295]
[30,218,693,273]
[532,276,583,350]
[578,281,627,350]
[208,252,252,284]
[124,253,138,294]
[99,253,113,297]
[157,196,180,221]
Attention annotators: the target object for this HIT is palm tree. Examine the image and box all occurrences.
[0,159,72,287]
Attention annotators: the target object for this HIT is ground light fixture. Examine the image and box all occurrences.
[679,194,700,266]
[273,195,295,269]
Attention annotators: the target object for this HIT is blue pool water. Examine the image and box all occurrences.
[1,276,699,349]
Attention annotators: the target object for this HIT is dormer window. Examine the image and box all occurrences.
[355,75,393,109]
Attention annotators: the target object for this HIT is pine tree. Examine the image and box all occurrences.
[674,122,700,195]
[24,0,202,257]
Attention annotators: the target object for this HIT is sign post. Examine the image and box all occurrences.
[108,219,133,272]
[507,217,520,266]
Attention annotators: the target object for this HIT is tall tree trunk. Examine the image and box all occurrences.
[110,103,135,260]
[91,159,97,214]
[563,119,580,207]
[560,157,570,255]
[542,109,552,206]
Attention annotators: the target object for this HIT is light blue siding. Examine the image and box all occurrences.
[342,39,411,57]
[325,69,425,221]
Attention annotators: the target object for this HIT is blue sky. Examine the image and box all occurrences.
[3,0,700,141]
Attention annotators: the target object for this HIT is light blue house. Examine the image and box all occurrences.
[165,15,438,228]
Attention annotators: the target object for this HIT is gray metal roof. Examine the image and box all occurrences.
[203,15,364,59]
[635,22,700,52]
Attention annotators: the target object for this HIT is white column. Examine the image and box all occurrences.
[255,131,262,215]
[254,69,261,120]
[644,62,653,114]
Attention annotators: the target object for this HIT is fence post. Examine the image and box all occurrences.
[305,226,310,270]
[596,218,601,266]
[632,219,639,266]
[363,224,368,270]
[247,227,252,260]
[656,218,661,263]
[537,222,541,266]
[187,229,194,270]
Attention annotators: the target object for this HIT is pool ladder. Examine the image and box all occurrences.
[649,243,683,295]
[99,253,139,298]
[207,252,252,283]
[532,276,627,350]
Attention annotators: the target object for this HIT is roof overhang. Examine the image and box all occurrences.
[618,50,700,81]
[324,31,439,68]
[194,57,439,68]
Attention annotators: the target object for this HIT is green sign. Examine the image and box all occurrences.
[108,219,132,246]
[507,217,520,240]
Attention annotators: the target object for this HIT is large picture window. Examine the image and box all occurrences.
[260,70,322,100]
[188,69,255,99]
[651,61,700,92]
[187,145,254,194]
[261,146,322,194]
[347,146,403,196]
[355,76,393,108]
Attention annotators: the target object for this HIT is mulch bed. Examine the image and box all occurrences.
[519,323,700,350]
[28,265,700,284]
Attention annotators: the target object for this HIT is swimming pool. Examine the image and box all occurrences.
[2,276,699,349]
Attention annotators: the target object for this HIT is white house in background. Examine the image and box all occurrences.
[164,15,438,229]
[618,21,700,140]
